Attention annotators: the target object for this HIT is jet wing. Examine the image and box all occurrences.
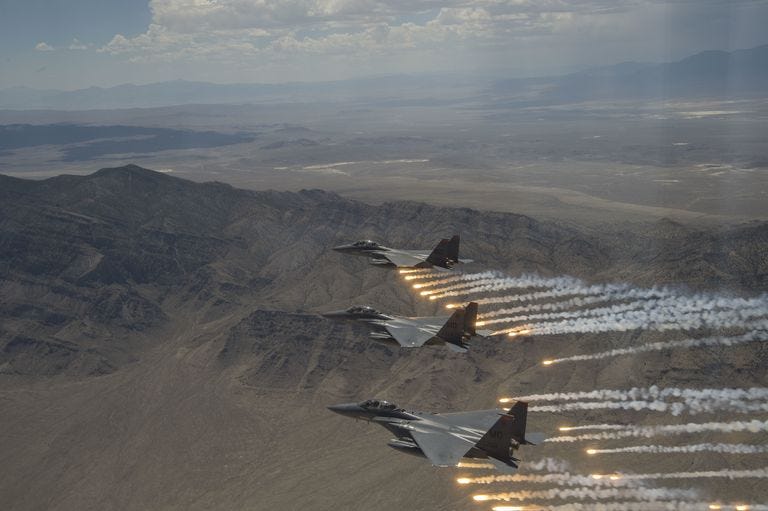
[409,429,475,467]
[378,252,429,268]
[383,324,435,347]
[437,409,504,432]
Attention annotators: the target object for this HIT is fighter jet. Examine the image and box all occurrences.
[322,302,489,352]
[332,235,471,270]
[327,399,542,471]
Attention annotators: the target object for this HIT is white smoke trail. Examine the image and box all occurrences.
[527,502,768,511]
[403,272,449,281]
[531,399,768,416]
[471,282,677,308]
[473,487,697,502]
[467,468,768,486]
[543,329,768,366]
[496,305,768,336]
[423,278,508,295]
[514,386,768,403]
[411,271,497,288]
[599,468,768,482]
[461,472,640,487]
[474,286,616,306]
[545,419,768,442]
[485,294,768,327]
[557,424,630,432]
[586,443,768,455]
[478,286,675,319]
[428,275,584,299]
[525,458,572,473]
[483,297,662,326]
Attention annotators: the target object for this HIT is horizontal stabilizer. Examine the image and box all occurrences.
[524,432,546,445]
[486,457,519,473]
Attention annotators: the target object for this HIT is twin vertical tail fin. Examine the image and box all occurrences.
[426,235,460,269]
[463,302,478,336]
[436,302,479,350]
[475,401,529,467]
[436,307,466,345]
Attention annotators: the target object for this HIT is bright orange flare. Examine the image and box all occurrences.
[476,321,486,327]
[609,475,621,480]
[591,474,603,480]
[473,495,490,502]
[413,284,423,289]
[586,448,598,455]
[542,360,554,366]
[735,506,749,511]
[446,303,459,309]
[456,478,472,485]
[558,426,573,431]
[709,505,722,510]
[498,397,512,403]
[419,290,432,296]
[457,462,494,469]
[429,295,438,300]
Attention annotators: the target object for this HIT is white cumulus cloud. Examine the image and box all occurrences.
[34,42,55,52]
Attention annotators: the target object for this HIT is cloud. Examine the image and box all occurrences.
[97,0,648,62]
[34,42,55,52]
[67,39,89,51]
[95,0,768,79]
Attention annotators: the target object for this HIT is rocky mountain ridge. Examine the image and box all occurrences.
[0,165,765,510]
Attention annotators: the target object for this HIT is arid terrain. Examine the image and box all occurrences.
[1,166,766,510]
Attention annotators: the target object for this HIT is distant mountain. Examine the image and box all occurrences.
[495,44,768,102]
[0,74,476,110]
[2,45,766,110]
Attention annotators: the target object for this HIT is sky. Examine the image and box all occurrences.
[2,0,768,89]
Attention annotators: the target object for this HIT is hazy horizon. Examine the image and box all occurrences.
[0,41,765,94]
[3,0,768,90]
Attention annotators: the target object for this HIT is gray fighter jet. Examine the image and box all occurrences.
[327,399,542,471]
[322,302,489,352]
[332,235,471,270]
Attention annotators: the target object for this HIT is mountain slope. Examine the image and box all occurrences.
[0,165,766,510]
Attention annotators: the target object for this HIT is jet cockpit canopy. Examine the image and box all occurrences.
[352,240,381,249]
[346,305,380,315]
[359,399,398,411]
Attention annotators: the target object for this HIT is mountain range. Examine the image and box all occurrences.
[2,45,767,110]
[0,165,766,510]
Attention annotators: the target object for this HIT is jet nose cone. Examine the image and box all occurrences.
[321,310,347,319]
[327,404,347,415]
[332,245,349,252]
[327,403,360,417]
